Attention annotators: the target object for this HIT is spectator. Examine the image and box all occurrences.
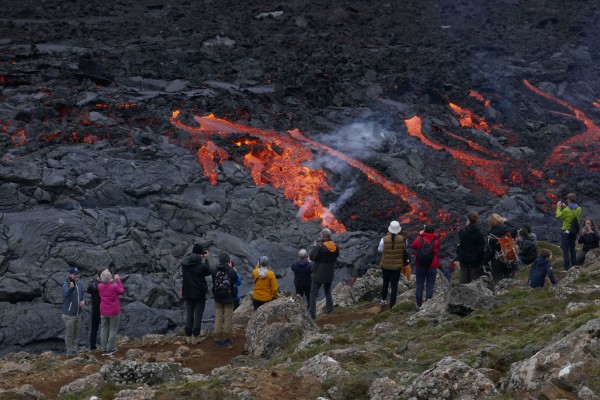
[457,211,485,284]
[483,214,518,284]
[98,269,125,356]
[181,243,212,344]
[309,228,340,319]
[290,248,312,308]
[518,227,538,266]
[213,253,238,347]
[555,193,582,270]
[251,256,279,310]
[576,221,600,265]
[411,224,440,307]
[377,220,409,308]
[528,249,557,288]
[232,263,243,310]
[62,266,86,355]
[86,268,103,351]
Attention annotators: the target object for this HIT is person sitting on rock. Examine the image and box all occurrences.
[290,248,312,308]
[528,249,557,288]
[251,256,279,311]
[576,221,600,265]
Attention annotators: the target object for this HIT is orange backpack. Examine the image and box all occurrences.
[490,233,519,263]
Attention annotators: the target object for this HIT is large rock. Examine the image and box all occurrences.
[295,353,349,383]
[503,317,600,399]
[403,356,498,399]
[447,278,495,316]
[245,295,317,358]
[100,360,192,385]
[58,372,105,397]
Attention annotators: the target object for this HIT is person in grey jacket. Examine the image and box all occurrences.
[309,228,339,319]
[62,266,86,355]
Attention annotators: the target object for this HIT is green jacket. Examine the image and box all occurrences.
[555,205,581,231]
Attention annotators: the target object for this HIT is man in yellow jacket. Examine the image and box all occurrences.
[251,256,279,310]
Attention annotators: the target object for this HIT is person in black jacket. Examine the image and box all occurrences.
[457,211,485,284]
[290,248,312,308]
[483,214,518,285]
[576,221,600,265]
[518,228,538,266]
[309,228,340,319]
[86,268,103,351]
[181,243,212,345]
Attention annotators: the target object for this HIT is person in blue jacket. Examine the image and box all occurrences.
[62,266,86,355]
[528,249,557,288]
[290,248,313,308]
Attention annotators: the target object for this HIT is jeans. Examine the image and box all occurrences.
[89,311,100,350]
[561,232,577,270]
[310,280,333,319]
[415,267,437,307]
[62,313,82,354]
[184,298,206,337]
[381,268,401,307]
[214,302,234,341]
[100,314,120,352]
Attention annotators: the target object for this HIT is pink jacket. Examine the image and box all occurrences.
[98,279,125,316]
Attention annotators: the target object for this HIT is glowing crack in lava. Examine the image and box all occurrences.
[170,112,437,232]
[448,102,493,133]
[523,80,600,169]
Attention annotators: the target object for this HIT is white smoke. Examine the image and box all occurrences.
[313,122,392,159]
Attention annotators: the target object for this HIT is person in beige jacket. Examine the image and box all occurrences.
[377,221,410,308]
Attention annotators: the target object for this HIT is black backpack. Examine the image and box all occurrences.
[569,209,580,237]
[416,237,435,267]
[213,269,232,301]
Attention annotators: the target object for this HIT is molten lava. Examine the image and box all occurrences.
[448,103,492,133]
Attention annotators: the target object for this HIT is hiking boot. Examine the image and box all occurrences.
[191,335,204,345]
[214,340,222,348]
[103,347,118,356]
[222,338,233,346]
[380,299,386,306]
[185,336,192,345]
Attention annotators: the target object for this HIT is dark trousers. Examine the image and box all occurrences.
[295,282,311,307]
[252,298,272,310]
[491,260,513,285]
[381,268,400,308]
[310,281,333,319]
[89,310,100,350]
[184,298,206,337]
[415,267,437,307]
[561,232,577,270]
[459,263,482,284]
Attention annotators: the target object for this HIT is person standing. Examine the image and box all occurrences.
[483,214,518,285]
[528,249,557,288]
[309,228,340,319]
[555,193,582,270]
[251,256,279,310]
[98,269,125,356]
[62,266,86,355]
[576,222,600,265]
[181,243,212,344]
[457,212,485,284]
[290,249,312,308]
[377,221,409,308]
[86,268,103,351]
[213,253,238,347]
[411,224,440,307]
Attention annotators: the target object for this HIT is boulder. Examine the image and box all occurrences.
[447,278,495,316]
[503,317,600,399]
[100,360,192,386]
[404,356,498,399]
[246,295,317,358]
[295,353,349,383]
[58,372,105,397]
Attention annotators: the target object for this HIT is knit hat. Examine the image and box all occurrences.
[388,221,401,234]
[219,252,230,265]
[68,267,80,275]
[192,244,205,254]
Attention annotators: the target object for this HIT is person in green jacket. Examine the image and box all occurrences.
[555,192,581,271]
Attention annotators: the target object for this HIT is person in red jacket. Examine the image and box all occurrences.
[411,224,441,307]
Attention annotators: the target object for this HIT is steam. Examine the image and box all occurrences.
[312,122,392,160]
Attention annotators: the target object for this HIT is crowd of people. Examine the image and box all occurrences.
[60,192,598,355]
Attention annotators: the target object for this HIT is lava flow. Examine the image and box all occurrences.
[170,112,438,232]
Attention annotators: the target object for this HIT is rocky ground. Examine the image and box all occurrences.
[1,0,599,355]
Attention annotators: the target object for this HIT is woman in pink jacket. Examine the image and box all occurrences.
[98,269,125,356]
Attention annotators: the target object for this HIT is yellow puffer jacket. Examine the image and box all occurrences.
[251,266,279,302]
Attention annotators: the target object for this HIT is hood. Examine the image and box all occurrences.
[322,240,337,253]
[258,267,268,278]
[419,232,438,241]
[182,253,203,267]
[568,203,579,210]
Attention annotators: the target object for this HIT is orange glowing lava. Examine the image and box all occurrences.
[170,113,437,231]
[469,90,491,107]
[449,103,492,133]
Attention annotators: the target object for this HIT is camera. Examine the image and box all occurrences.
[70,278,76,284]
